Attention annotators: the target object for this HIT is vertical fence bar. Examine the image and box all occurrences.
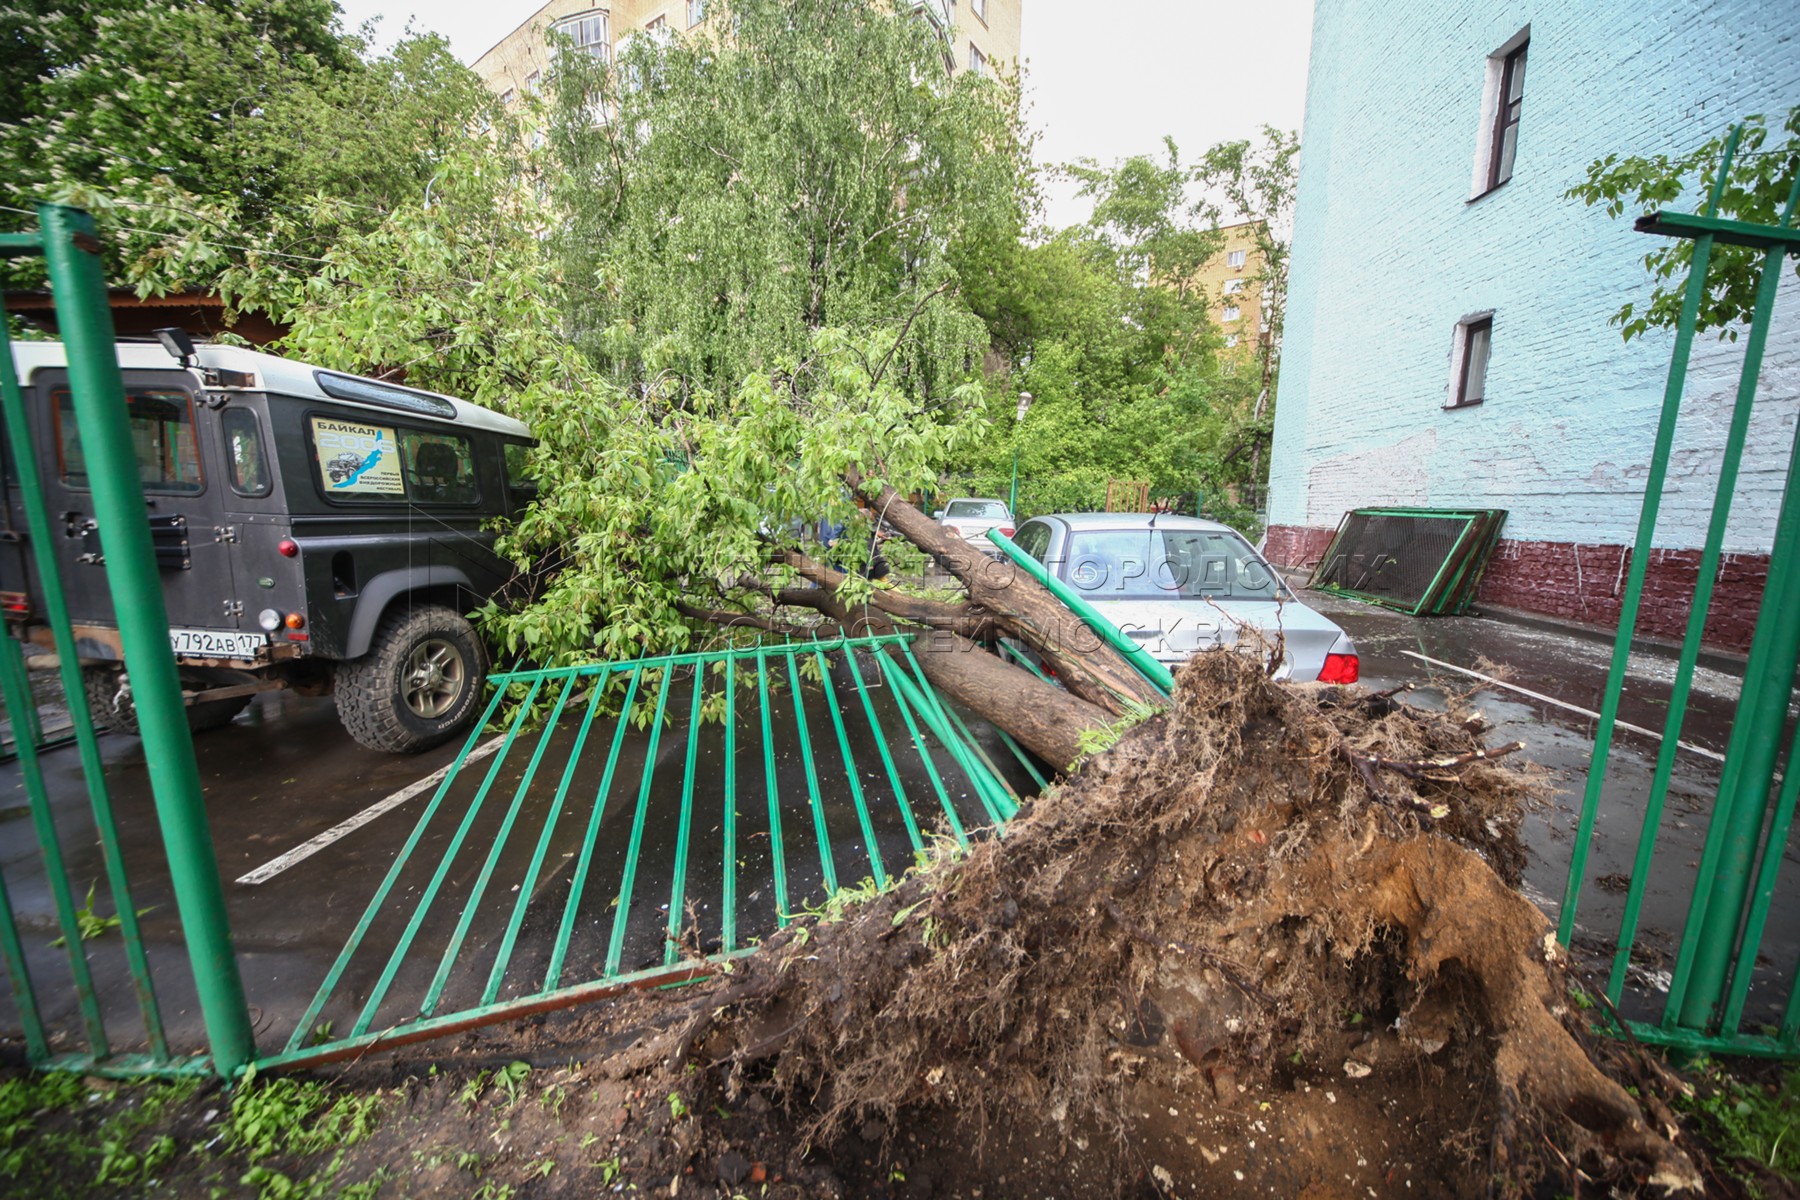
[421,675,576,1016]
[1670,412,1800,1032]
[1720,715,1800,1036]
[0,862,49,1061]
[0,635,108,1054]
[843,649,925,856]
[350,677,543,1037]
[881,648,1012,829]
[757,651,791,926]
[546,667,641,991]
[486,680,608,1005]
[898,645,1019,822]
[41,202,256,1076]
[283,684,508,1054]
[663,669,707,965]
[0,317,167,1059]
[1557,129,1741,948]
[721,653,739,951]
[1605,193,1796,1003]
[605,669,672,977]
[814,648,887,889]
[785,649,839,898]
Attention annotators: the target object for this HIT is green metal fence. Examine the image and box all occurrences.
[1558,130,1800,1059]
[0,204,254,1078]
[257,634,1029,1072]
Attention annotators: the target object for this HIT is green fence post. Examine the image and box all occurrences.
[1670,403,1800,1033]
[38,204,255,1077]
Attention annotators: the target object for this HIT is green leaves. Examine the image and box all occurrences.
[1568,105,1800,340]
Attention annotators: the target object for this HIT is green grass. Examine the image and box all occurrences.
[1679,1061,1800,1195]
[0,1070,387,1200]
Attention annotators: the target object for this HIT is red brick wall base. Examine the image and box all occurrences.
[1263,524,1768,654]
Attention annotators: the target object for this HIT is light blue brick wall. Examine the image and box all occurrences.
[1270,0,1800,553]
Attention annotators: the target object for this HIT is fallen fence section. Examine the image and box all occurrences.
[262,634,1029,1072]
[1559,127,1800,1060]
[1306,507,1507,617]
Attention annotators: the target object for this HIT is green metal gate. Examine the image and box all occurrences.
[1558,129,1800,1059]
[0,204,255,1078]
[258,636,1027,1072]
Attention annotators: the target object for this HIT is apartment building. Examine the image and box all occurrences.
[472,0,1020,105]
[1188,220,1267,373]
[1264,0,1797,651]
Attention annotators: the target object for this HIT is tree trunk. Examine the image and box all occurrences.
[843,468,1166,717]
[908,630,1109,771]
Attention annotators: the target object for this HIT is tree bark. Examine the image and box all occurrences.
[908,630,1109,771]
[843,468,1166,717]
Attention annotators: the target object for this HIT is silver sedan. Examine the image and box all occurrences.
[1009,513,1359,683]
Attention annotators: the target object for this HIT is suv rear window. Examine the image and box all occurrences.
[55,387,203,494]
[945,500,1008,519]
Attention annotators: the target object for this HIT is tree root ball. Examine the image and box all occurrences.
[568,651,1704,1197]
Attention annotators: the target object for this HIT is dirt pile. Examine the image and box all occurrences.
[507,651,1701,1197]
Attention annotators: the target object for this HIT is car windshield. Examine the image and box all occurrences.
[944,500,1008,519]
[1064,528,1285,600]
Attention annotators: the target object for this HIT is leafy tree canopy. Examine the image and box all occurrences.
[1569,104,1800,341]
[0,0,499,292]
[546,0,1026,402]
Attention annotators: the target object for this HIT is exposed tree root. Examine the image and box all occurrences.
[568,650,1703,1196]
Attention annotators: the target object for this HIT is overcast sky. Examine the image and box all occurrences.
[330,0,1317,228]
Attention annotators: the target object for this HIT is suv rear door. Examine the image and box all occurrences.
[32,366,252,658]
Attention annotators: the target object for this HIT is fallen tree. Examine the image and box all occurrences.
[530,650,1702,1197]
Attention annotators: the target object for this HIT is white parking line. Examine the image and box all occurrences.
[1400,650,1726,764]
[235,735,507,886]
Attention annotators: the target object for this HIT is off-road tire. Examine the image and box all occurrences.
[82,666,251,736]
[334,604,487,754]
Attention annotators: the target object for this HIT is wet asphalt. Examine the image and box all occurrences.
[0,594,1793,1061]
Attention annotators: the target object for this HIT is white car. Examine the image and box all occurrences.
[1009,513,1360,683]
[935,497,1015,557]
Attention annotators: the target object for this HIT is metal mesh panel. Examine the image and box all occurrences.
[1308,512,1479,613]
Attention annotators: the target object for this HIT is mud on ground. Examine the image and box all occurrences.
[1,652,1717,1198]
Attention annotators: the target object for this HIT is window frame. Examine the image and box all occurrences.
[52,383,207,497]
[303,409,483,508]
[687,0,706,28]
[1470,29,1529,200]
[1447,314,1494,409]
[968,43,985,76]
[220,406,273,498]
[1220,304,1241,323]
[1226,249,1247,269]
[970,0,988,24]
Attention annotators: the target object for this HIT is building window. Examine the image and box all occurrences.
[1224,334,1240,348]
[969,43,986,76]
[971,0,987,21]
[525,70,541,94]
[499,88,515,106]
[688,0,706,27]
[555,12,609,58]
[1223,278,1244,294]
[1221,304,1241,323]
[1448,314,1493,408]
[1474,32,1528,196]
[1227,249,1246,269]
[646,14,667,35]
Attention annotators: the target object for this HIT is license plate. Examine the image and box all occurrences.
[169,627,266,661]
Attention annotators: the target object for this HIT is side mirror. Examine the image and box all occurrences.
[933,510,944,520]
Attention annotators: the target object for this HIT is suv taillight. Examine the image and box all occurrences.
[1318,652,1359,684]
[998,526,1015,537]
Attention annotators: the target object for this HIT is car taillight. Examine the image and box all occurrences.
[998,527,1015,537]
[0,591,30,620]
[1318,652,1359,684]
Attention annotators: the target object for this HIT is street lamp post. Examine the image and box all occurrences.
[1009,391,1033,516]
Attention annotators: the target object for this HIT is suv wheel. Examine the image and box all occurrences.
[335,605,487,754]
[81,666,250,736]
